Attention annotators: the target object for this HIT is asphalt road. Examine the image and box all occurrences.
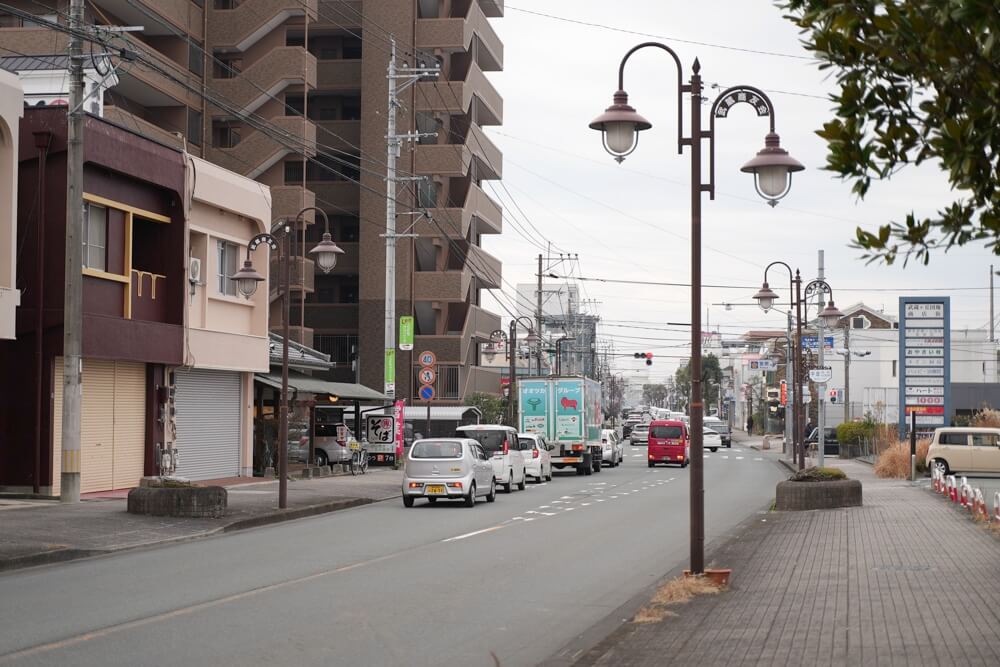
[0,442,785,667]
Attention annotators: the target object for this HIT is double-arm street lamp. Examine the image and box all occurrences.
[231,206,344,509]
[753,263,843,470]
[506,317,539,426]
[589,42,803,575]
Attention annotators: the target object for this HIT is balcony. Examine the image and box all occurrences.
[479,0,504,18]
[310,181,360,213]
[92,0,202,39]
[207,115,316,179]
[413,124,502,179]
[270,256,315,295]
[316,119,361,153]
[419,182,502,238]
[411,336,462,364]
[270,185,316,223]
[103,106,185,150]
[415,62,502,126]
[460,304,502,362]
[415,1,503,72]
[313,1,361,29]
[210,47,316,116]
[208,0,317,51]
[462,365,502,399]
[316,59,362,89]
[414,270,471,303]
[466,244,501,289]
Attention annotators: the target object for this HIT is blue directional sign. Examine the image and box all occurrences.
[419,384,435,401]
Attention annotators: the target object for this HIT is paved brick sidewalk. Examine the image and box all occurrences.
[573,460,1000,666]
[0,469,402,572]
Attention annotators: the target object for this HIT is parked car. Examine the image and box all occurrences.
[805,426,840,456]
[601,428,622,467]
[455,424,526,492]
[630,422,650,445]
[518,433,554,482]
[703,427,723,453]
[402,439,496,507]
[289,422,355,466]
[926,427,1000,475]
[648,420,689,467]
[703,417,732,447]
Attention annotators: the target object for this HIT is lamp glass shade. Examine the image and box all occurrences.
[236,276,260,298]
[756,165,790,198]
[820,301,844,327]
[230,260,265,299]
[310,232,345,274]
[524,330,541,345]
[604,121,637,155]
[753,283,779,311]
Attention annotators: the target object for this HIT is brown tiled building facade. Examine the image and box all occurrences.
[0,0,504,403]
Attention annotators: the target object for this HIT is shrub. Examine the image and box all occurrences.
[836,421,874,445]
[789,466,847,482]
[971,408,1000,428]
[874,439,931,478]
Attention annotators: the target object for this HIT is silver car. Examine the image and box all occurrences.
[402,439,496,507]
[630,422,650,445]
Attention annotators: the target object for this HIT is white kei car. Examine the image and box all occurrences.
[518,433,554,482]
[601,428,623,467]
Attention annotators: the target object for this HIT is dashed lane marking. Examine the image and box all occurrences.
[443,525,506,542]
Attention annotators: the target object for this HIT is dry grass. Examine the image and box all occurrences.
[972,409,1000,428]
[633,575,723,624]
[874,439,930,478]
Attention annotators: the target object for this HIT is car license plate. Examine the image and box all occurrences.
[563,457,581,463]
[425,485,446,495]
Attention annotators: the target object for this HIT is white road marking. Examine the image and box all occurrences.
[511,517,525,521]
[561,495,574,499]
[754,457,764,461]
[564,507,576,512]
[552,500,565,504]
[523,518,536,522]
[538,505,551,509]
[540,512,557,516]
[581,502,591,506]
[721,456,730,460]
[610,495,618,499]
[736,456,745,460]
[596,499,605,502]
[525,510,539,515]
[442,525,506,542]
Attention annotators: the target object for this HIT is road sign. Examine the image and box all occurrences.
[419,384,435,401]
[399,316,414,351]
[749,359,776,371]
[809,367,833,384]
[366,416,396,444]
[418,350,436,367]
[418,367,436,385]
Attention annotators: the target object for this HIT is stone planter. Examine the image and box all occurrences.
[775,479,862,511]
[127,485,227,518]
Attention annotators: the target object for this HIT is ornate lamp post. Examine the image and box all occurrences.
[508,317,539,426]
[754,265,842,469]
[590,42,803,575]
[231,207,344,509]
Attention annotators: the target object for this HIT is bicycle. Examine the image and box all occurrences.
[349,440,368,476]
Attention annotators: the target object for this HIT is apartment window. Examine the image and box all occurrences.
[342,37,362,59]
[0,12,19,27]
[217,240,239,296]
[187,108,202,146]
[417,179,438,208]
[284,160,304,184]
[285,94,305,116]
[188,40,204,77]
[342,99,362,120]
[21,13,58,28]
[212,121,241,148]
[213,53,242,79]
[83,204,108,271]
[342,280,359,304]
[213,0,241,8]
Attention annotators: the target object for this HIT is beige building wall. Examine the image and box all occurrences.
[0,69,21,340]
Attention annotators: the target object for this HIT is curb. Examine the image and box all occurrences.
[0,496,380,574]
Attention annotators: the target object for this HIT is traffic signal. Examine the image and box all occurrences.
[829,389,838,404]
[633,352,653,365]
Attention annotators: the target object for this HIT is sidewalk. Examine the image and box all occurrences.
[572,458,1000,666]
[0,469,402,573]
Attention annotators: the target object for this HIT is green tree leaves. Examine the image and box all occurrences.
[781,0,1000,264]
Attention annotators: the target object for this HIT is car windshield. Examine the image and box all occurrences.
[651,425,682,439]
[458,429,507,453]
[411,441,463,458]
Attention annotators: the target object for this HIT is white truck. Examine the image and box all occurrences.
[517,376,604,475]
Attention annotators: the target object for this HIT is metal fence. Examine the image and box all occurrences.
[313,334,358,365]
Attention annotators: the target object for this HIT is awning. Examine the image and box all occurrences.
[254,372,387,402]
[367,406,482,421]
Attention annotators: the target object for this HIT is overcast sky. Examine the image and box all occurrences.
[476,0,996,383]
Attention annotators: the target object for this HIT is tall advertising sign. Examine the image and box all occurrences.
[518,379,550,435]
[899,297,950,437]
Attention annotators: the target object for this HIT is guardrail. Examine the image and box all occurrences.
[930,467,999,525]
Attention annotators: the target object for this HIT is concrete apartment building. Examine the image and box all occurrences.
[0,0,505,404]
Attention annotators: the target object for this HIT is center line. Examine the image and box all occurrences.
[442,525,506,542]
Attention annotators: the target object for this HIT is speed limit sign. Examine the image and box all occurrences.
[418,367,436,385]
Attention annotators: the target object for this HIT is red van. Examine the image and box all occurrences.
[648,420,689,468]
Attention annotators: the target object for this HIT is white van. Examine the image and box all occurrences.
[455,425,527,492]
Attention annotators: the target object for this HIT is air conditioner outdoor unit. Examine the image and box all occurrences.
[189,257,202,285]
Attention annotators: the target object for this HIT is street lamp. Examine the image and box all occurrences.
[754,263,842,470]
[508,317,539,426]
[231,207,344,509]
[590,41,802,575]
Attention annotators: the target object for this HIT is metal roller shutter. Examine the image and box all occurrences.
[173,368,242,480]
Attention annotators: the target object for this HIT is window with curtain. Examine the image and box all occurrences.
[217,240,239,296]
[83,203,107,271]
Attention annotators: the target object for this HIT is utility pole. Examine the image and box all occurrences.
[536,253,543,374]
[991,265,995,342]
[383,38,437,400]
[843,324,851,422]
[785,310,793,455]
[816,250,826,468]
[60,0,85,502]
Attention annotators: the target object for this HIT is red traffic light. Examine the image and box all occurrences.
[645,353,653,366]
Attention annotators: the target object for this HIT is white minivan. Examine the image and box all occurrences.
[455,424,527,492]
[926,427,1000,475]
